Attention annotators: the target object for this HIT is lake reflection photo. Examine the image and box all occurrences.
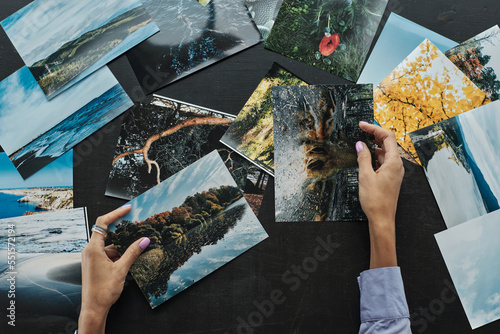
[108,150,268,308]
[411,100,500,228]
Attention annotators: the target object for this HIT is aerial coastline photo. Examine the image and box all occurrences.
[0,150,73,219]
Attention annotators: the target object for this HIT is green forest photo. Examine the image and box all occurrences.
[108,151,268,308]
[220,63,307,175]
[265,0,388,81]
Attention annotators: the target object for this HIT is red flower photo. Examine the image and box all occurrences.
[319,33,340,56]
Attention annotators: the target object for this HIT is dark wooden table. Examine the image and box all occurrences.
[1,1,499,333]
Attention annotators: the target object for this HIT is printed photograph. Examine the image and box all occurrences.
[106,96,269,215]
[0,150,73,219]
[1,0,159,99]
[245,0,284,40]
[445,25,500,101]
[374,39,487,165]
[0,252,82,333]
[220,63,307,175]
[273,84,374,222]
[198,0,212,6]
[0,66,133,179]
[126,0,261,94]
[0,207,88,253]
[357,13,457,85]
[410,100,500,228]
[265,0,388,81]
[435,209,500,329]
[108,151,268,308]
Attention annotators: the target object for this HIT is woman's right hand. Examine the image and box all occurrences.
[355,122,404,269]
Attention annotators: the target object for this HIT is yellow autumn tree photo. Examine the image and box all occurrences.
[374,39,488,164]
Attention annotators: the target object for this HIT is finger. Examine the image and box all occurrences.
[359,122,399,154]
[116,237,150,276]
[90,204,132,246]
[375,147,385,166]
[356,141,374,177]
[105,245,121,261]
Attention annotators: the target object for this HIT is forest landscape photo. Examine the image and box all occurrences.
[220,62,307,175]
[126,0,261,94]
[445,25,500,101]
[410,100,500,228]
[108,151,268,308]
[106,96,269,215]
[265,0,388,81]
[0,66,133,179]
[273,84,374,222]
[374,39,487,165]
[1,0,159,98]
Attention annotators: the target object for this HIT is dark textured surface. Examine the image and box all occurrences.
[1,0,500,333]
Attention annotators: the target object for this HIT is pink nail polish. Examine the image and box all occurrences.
[120,204,131,209]
[139,237,150,250]
[356,141,364,153]
[359,121,369,125]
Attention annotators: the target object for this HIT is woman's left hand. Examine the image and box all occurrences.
[78,205,150,334]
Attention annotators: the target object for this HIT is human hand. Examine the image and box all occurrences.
[356,122,404,269]
[78,205,150,334]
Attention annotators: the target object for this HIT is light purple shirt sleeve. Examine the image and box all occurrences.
[358,267,412,334]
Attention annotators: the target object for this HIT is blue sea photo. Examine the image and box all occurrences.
[0,151,73,219]
[109,150,268,308]
[436,209,500,329]
[1,0,159,98]
[410,100,500,228]
[357,13,457,85]
[0,66,133,179]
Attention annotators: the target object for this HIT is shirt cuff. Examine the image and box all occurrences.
[358,267,410,323]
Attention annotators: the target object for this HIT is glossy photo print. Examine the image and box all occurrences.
[245,0,283,40]
[1,0,159,99]
[357,13,457,85]
[0,66,133,179]
[108,151,268,308]
[106,96,269,215]
[435,209,500,329]
[410,100,500,228]
[374,39,487,165]
[126,0,261,94]
[265,0,388,81]
[0,207,85,332]
[0,207,88,253]
[273,84,374,222]
[0,252,83,333]
[0,150,73,219]
[220,63,307,175]
[445,25,500,101]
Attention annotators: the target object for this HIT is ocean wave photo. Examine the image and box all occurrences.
[0,207,88,253]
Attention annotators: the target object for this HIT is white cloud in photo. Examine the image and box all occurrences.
[436,209,500,329]
[0,66,118,155]
[2,0,143,66]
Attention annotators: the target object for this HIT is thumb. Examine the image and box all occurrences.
[356,141,374,175]
[116,237,150,275]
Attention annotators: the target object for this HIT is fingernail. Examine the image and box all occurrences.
[120,204,131,209]
[356,141,364,153]
[359,121,369,125]
[139,237,150,250]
